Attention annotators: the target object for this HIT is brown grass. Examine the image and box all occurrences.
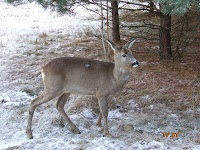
[124,50,199,109]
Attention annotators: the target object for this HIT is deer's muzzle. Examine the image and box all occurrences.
[132,61,139,67]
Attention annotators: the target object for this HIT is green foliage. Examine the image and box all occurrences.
[36,0,51,9]
[5,0,90,14]
[6,0,33,5]
[154,0,200,15]
[36,0,76,14]
[6,0,21,4]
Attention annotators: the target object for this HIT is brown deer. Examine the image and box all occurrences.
[26,39,138,139]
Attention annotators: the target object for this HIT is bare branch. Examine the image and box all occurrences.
[100,0,107,60]
[120,0,149,8]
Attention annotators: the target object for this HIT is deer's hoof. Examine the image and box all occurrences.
[71,128,81,134]
[96,122,102,127]
[26,131,33,139]
[103,132,112,138]
[29,136,34,139]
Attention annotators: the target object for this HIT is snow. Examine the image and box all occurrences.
[0,1,99,53]
[0,1,199,150]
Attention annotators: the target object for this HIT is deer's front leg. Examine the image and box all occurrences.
[97,96,111,137]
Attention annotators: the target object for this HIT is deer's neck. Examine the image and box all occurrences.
[113,65,130,83]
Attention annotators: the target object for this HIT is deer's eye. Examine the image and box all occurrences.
[122,54,127,57]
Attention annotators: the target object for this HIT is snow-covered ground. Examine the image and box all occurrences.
[0,1,199,150]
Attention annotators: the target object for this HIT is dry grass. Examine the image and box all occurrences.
[124,51,199,109]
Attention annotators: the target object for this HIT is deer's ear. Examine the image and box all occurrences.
[106,40,117,52]
[124,38,136,49]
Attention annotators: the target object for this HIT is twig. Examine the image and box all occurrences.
[100,0,107,60]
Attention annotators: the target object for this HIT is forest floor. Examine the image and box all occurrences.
[0,1,199,150]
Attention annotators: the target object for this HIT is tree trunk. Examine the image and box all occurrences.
[111,0,120,43]
[159,11,173,59]
[149,0,154,12]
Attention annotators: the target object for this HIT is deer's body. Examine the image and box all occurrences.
[43,57,124,96]
[26,39,138,139]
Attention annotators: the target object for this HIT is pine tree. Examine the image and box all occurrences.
[153,0,199,59]
[154,0,200,15]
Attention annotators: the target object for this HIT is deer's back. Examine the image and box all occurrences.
[42,57,115,95]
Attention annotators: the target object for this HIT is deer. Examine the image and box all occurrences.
[26,39,139,139]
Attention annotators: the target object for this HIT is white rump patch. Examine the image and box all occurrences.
[41,69,45,81]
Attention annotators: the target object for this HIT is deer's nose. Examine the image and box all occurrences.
[132,61,139,67]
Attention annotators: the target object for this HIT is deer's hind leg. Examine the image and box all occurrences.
[96,112,102,127]
[26,93,58,139]
[56,93,81,134]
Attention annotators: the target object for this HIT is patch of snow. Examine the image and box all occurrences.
[0,1,99,54]
[185,108,200,113]
[0,91,32,107]
[130,140,168,149]
[108,109,123,119]
[192,145,200,150]
[0,93,11,103]
[128,99,138,109]
[149,104,154,109]
[140,95,151,100]
[81,108,97,119]
[73,3,100,19]
[171,114,178,118]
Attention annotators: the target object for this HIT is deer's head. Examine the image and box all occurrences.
[107,39,139,70]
